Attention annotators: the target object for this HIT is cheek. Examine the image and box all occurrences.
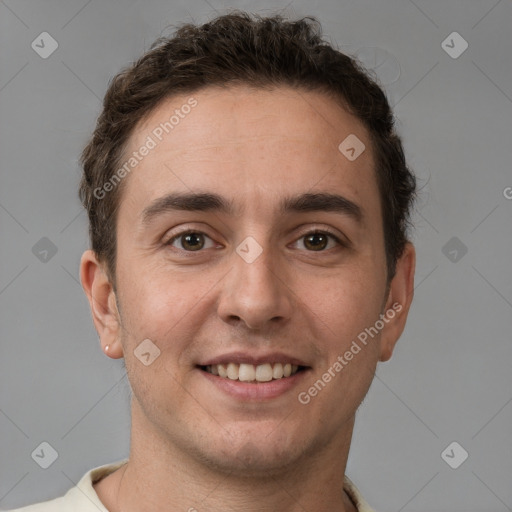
[117,266,214,357]
[117,271,203,412]
[306,276,382,404]
[303,266,385,340]
[298,266,384,404]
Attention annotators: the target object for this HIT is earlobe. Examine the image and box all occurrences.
[379,242,416,362]
[80,250,124,359]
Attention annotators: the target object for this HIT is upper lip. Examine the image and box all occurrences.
[198,351,310,367]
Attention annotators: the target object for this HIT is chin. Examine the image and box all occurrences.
[207,445,301,478]
[194,425,311,478]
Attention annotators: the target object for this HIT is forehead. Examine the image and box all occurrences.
[120,85,379,219]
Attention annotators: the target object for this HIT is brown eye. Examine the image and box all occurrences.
[181,232,204,251]
[293,230,346,252]
[167,231,215,251]
[304,233,329,251]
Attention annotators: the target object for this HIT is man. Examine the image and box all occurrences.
[11,11,416,512]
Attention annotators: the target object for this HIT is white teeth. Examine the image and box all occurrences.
[217,364,228,378]
[239,363,256,382]
[205,362,301,382]
[255,363,273,382]
[272,363,284,379]
[227,363,238,380]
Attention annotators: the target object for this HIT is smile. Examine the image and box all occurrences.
[202,362,302,382]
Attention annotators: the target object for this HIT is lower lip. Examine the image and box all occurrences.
[198,367,309,401]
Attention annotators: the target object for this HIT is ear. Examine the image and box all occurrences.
[80,250,124,359]
[379,242,416,362]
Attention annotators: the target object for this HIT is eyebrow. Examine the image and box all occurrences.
[281,192,362,222]
[141,191,363,225]
[142,192,233,225]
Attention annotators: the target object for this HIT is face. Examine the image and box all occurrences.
[83,85,414,476]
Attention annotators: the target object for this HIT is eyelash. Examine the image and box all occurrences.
[165,228,346,252]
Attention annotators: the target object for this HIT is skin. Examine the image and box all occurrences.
[81,85,415,512]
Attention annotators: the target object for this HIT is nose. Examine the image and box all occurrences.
[217,242,294,330]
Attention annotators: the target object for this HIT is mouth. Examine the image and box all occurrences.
[198,362,306,383]
[196,352,311,400]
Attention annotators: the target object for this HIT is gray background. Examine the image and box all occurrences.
[1,0,511,510]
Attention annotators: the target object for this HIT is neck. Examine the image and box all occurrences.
[95,400,358,512]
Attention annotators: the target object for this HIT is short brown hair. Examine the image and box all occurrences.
[79,11,416,283]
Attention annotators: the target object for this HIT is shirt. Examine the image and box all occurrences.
[7,459,376,512]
